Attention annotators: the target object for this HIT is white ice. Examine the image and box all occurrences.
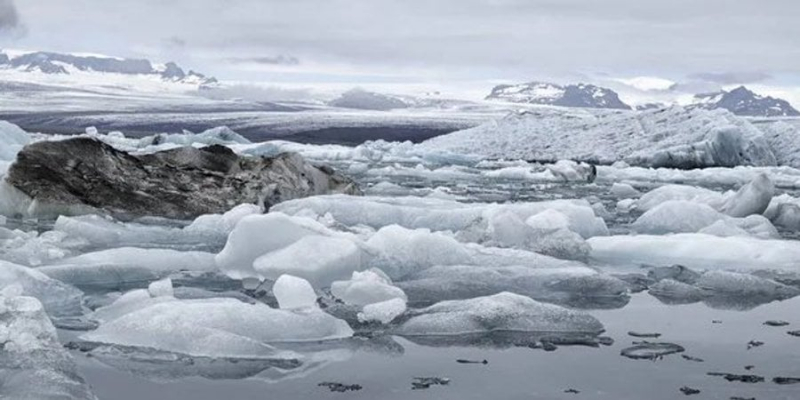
[358,298,407,324]
[395,292,604,336]
[330,268,407,306]
[272,275,318,309]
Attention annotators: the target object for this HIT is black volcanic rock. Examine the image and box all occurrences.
[486,81,631,110]
[6,138,360,219]
[693,86,799,117]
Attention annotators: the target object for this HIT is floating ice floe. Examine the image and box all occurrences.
[272,275,318,309]
[395,292,604,337]
[330,269,407,306]
[81,297,353,359]
[590,233,800,271]
[273,195,608,240]
[0,260,84,318]
[0,293,98,400]
[632,201,779,238]
[358,298,407,324]
[397,265,629,309]
[39,247,216,291]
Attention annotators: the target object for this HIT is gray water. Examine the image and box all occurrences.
[70,293,800,400]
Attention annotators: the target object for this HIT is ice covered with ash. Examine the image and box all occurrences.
[0,293,98,400]
[81,297,353,359]
[395,292,604,336]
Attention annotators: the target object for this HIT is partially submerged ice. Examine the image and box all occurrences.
[330,269,407,306]
[273,275,318,309]
[81,297,354,359]
[0,293,98,400]
[397,264,629,309]
[0,260,84,317]
[394,292,604,337]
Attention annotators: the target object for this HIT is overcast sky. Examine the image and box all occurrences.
[1,0,799,103]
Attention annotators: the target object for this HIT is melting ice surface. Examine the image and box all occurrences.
[1,119,800,399]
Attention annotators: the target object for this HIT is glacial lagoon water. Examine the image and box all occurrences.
[69,293,800,400]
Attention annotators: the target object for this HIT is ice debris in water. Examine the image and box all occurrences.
[253,236,363,288]
[610,183,641,199]
[397,264,629,308]
[38,247,217,291]
[589,233,800,271]
[394,292,604,336]
[0,259,84,317]
[81,297,353,359]
[0,293,98,400]
[632,201,779,238]
[147,277,174,297]
[273,195,608,240]
[718,173,774,218]
[358,298,407,324]
[330,269,407,306]
[273,275,318,309]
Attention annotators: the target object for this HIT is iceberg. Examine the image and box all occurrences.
[253,236,364,288]
[358,298,407,324]
[0,260,84,317]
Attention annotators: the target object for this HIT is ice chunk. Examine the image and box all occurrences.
[719,173,774,217]
[358,298,407,324]
[395,292,604,336]
[486,210,590,261]
[365,225,473,279]
[253,236,363,288]
[273,275,318,309]
[330,269,407,306]
[39,247,216,291]
[397,264,629,308]
[636,185,725,212]
[610,183,641,199]
[148,277,174,297]
[0,294,98,400]
[773,203,800,230]
[545,160,596,182]
[698,220,751,237]
[0,260,84,317]
[215,213,333,279]
[0,120,31,165]
[696,270,799,299]
[273,195,608,239]
[589,233,800,271]
[81,298,353,358]
[91,289,174,323]
[185,203,263,236]
[632,201,726,234]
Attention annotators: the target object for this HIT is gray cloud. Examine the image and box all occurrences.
[8,0,800,93]
[0,0,20,31]
[163,36,187,48]
[230,55,300,66]
[688,71,773,85]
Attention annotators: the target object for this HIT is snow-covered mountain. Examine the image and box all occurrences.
[485,81,631,110]
[0,50,217,87]
[692,86,799,117]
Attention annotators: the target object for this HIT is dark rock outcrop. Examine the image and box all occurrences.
[7,138,359,219]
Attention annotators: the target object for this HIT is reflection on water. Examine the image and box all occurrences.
[71,294,800,400]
